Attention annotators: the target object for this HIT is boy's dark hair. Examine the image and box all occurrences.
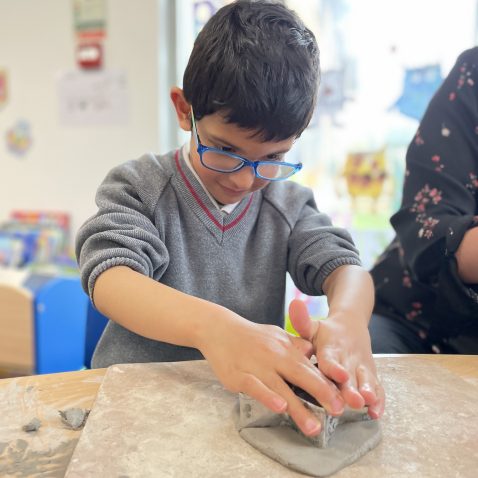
[183,0,320,141]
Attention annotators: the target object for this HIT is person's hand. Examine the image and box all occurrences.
[196,307,347,437]
[289,299,385,419]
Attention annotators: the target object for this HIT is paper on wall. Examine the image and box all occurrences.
[57,69,129,126]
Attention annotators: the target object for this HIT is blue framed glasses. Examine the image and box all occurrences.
[191,109,302,181]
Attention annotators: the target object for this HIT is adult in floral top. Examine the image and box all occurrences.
[370,48,478,354]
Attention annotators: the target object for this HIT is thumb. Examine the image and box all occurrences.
[288,299,319,342]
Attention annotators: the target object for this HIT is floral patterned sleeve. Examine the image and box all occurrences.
[391,47,478,286]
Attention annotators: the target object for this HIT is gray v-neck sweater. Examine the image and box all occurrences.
[76,149,361,367]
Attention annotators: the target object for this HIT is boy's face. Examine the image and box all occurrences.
[189,112,296,205]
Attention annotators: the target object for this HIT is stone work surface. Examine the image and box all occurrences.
[63,359,478,477]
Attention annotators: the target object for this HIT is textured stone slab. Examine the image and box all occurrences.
[64,359,478,478]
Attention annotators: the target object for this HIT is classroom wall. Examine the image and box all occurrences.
[0,0,161,240]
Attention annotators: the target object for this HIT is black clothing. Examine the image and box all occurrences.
[370,48,478,354]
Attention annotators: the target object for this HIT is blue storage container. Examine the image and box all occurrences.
[23,274,89,374]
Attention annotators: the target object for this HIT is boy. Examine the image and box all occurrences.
[76,0,384,439]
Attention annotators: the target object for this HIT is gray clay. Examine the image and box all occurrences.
[9,439,28,464]
[0,442,8,455]
[59,408,90,430]
[0,438,76,476]
[235,394,381,477]
[22,417,42,432]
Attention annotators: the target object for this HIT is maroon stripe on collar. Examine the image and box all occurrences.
[174,150,253,233]
[224,194,253,231]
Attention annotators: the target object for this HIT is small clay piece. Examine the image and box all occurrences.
[22,417,42,432]
[59,408,90,430]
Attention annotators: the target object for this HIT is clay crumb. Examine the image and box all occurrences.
[22,417,42,432]
[59,408,90,430]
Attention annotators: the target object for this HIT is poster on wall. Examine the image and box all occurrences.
[73,0,107,70]
[0,69,8,109]
[73,0,106,39]
[392,64,443,121]
[57,70,129,126]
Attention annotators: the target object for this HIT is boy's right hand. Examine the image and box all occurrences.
[195,308,345,437]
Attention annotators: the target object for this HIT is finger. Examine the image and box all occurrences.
[283,360,345,416]
[338,380,365,410]
[238,373,287,413]
[316,352,349,384]
[288,299,318,341]
[356,365,378,406]
[240,370,331,437]
[367,382,386,419]
[271,377,324,437]
[289,335,314,358]
[326,359,364,409]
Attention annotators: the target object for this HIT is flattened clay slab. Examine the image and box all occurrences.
[236,414,381,477]
[236,394,381,477]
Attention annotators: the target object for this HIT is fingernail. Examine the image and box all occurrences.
[273,397,287,412]
[368,408,380,419]
[305,418,321,435]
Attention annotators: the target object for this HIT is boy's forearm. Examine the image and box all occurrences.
[93,266,228,349]
[455,228,478,284]
[322,265,374,325]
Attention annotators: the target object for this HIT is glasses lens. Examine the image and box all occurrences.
[201,150,244,172]
[256,162,297,180]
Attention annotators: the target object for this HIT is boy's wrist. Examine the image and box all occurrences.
[191,300,242,352]
[327,309,371,328]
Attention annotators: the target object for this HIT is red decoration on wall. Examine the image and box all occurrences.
[76,42,103,70]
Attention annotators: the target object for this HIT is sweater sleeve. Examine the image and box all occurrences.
[390,48,478,286]
[75,154,170,301]
[287,195,362,296]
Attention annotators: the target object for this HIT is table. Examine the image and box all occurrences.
[1,368,105,477]
[1,355,477,477]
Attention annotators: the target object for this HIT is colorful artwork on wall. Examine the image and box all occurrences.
[0,69,8,109]
[392,64,443,121]
[342,149,387,209]
[313,69,348,127]
[72,0,107,39]
[72,0,107,70]
[6,120,33,157]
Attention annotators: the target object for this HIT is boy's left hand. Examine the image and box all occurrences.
[289,299,385,419]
